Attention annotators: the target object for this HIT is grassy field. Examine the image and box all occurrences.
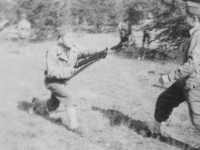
[0,33,200,150]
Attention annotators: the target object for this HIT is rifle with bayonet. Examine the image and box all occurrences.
[71,47,108,79]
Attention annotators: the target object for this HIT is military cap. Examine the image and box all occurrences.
[57,25,72,37]
[186,1,200,15]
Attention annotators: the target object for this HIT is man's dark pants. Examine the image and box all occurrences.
[155,81,200,131]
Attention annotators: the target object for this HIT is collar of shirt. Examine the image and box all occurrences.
[189,24,200,36]
[57,44,70,61]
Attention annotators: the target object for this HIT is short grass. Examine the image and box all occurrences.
[0,33,199,150]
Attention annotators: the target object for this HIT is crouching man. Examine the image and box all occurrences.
[32,25,109,136]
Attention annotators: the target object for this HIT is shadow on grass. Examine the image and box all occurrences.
[152,84,167,90]
[113,46,173,62]
[113,46,139,59]
[18,101,33,112]
[92,106,200,150]
[113,46,153,60]
[17,101,65,127]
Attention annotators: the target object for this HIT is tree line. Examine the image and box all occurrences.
[0,0,193,51]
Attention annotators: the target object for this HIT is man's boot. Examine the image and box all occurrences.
[32,97,49,118]
[146,119,161,138]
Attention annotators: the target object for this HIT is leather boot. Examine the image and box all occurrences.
[32,97,49,118]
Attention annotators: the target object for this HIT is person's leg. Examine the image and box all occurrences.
[46,94,60,111]
[119,35,128,48]
[110,34,124,50]
[47,82,80,130]
[150,81,186,133]
[141,33,146,60]
[65,106,79,129]
[184,88,200,132]
[33,82,82,135]
[142,32,146,48]
[123,35,129,47]
[142,32,149,59]
[128,34,135,46]
[146,33,150,49]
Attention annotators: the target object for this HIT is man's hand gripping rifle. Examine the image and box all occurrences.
[71,47,112,79]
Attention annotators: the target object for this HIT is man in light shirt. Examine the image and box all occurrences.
[111,14,132,51]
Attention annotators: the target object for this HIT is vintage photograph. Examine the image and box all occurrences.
[0,0,200,149]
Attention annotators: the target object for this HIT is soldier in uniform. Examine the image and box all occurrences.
[110,14,132,51]
[32,25,109,136]
[142,13,152,49]
[139,13,153,60]
[149,1,200,135]
[17,14,31,55]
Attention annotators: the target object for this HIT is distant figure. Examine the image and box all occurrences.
[140,13,153,60]
[17,14,31,55]
[142,13,152,49]
[111,14,132,51]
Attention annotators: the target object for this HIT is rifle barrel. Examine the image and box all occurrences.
[75,50,107,68]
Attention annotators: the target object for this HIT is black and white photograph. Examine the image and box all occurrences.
[0,0,200,149]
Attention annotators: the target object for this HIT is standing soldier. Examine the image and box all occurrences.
[142,13,152,49]
[149,1,200,135]
[32,25,109,136]
[140,13,153,60]
[17,14,31,55]
[111,14,132,51]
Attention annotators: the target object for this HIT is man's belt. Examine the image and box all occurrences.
[45,48,108,83]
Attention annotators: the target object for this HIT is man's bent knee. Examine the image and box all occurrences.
[47,96,60,111]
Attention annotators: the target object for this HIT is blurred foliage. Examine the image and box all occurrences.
[146,0,189,50]
[0,0,193,55]
[71,0,117,32]
[119,0,144,25]
[14,0,68,40]
[0,0,16,22]
[10,0,144,39]
[0,0,7,19]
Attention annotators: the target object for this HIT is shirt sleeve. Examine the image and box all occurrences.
[76,46,107,60]
[169,33,200,80]
[46,51,74,79]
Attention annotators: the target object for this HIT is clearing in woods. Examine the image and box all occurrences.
[0,33,200,150]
